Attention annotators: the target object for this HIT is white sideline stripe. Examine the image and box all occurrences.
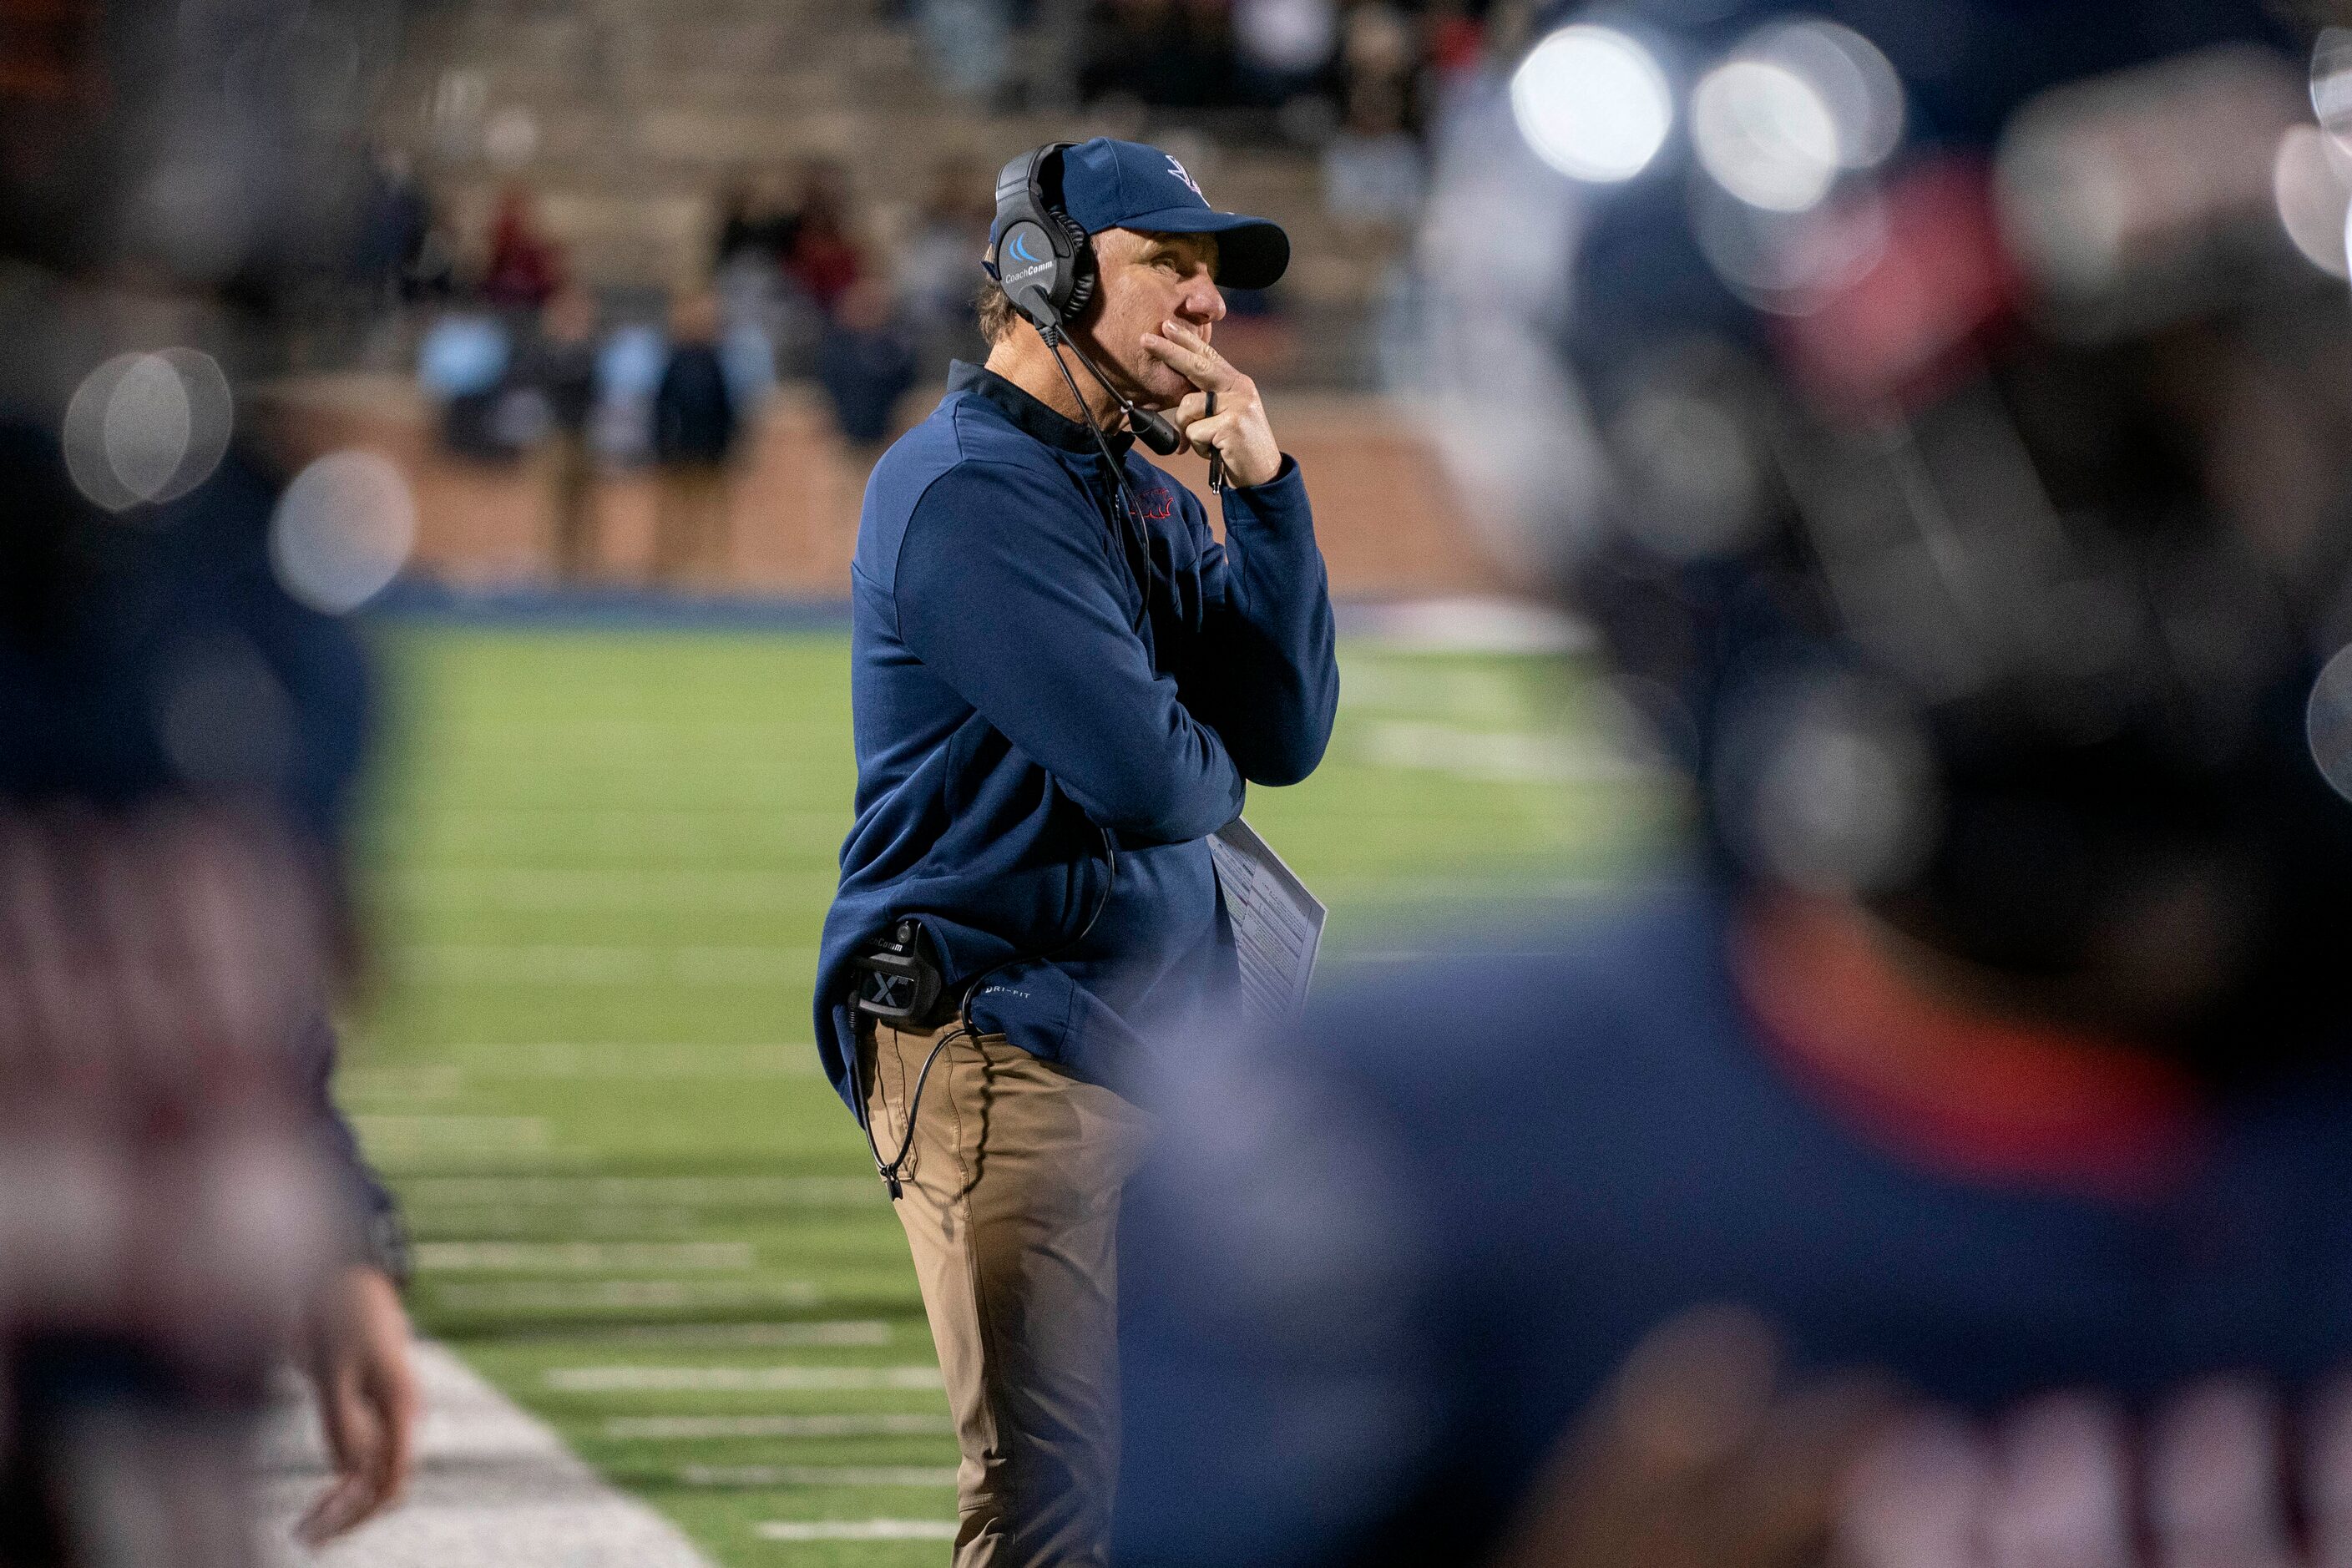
[548,1365,943,1393]
[398,945,808,985]
[418,1242,754,1272]
[682,1465,958,1489]
[756,1520,958,1541]
[402,1175,876,1207]
[433,1279,821,1311]
[260,1340,712,1567]
[605,1414,953,1439]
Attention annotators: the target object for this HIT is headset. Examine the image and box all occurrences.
[986,144,1186,464]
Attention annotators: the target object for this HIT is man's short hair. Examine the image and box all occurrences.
[976,275,1020,345]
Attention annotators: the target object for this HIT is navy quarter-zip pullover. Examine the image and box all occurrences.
[813,361,1338,1104]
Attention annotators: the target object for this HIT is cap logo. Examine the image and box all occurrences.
[1166,154,1206,204]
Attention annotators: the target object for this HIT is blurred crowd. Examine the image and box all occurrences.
[1081,0,1499,229]
[386,154,1009,587]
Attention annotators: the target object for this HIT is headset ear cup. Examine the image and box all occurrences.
[1058,211,1096,318]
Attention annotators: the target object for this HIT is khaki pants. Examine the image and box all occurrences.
[858,1019,1152,1567]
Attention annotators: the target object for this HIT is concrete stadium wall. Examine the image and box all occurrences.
[266,376,1505,601]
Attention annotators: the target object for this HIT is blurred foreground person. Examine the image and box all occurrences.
[0,1,416,1561]
[1113,3,2352,1564]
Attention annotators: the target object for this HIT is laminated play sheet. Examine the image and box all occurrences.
[1207,817,1325,1024]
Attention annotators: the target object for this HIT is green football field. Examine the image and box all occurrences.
[343,624,1675,1565]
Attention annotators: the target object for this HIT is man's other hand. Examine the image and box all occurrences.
[1145,318,1283,488]
[1488,1306,1901,1568]
[296,1264,421,1547]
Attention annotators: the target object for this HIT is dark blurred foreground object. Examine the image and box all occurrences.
[1112,3,2352,1564]
[0,0,417,1560]
[0,423,417,1565]
[1494,1306,2352,1568]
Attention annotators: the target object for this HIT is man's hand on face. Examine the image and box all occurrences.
[296,1264,421,1547]
[1143,318,1283,489]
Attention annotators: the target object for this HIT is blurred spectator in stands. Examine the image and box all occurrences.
[482,185,564,313]
[818,274,919,456]
[520,285,604,579]
[1235,0,1338,104]
[1082,0,1239,108]
[1323,72,1424,228]
[713,168,798,273]
[651,291,739,584]
[784,159,862,317]
[418,308,515,461]
[354,146,432,311]
[896,157,994,367]
[916,0,1015,102]
[1419,0,1486,105]
[1338,3,1420,127]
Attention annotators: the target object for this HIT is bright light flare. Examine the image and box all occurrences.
[61,349,233,513]
[1510,25,1674,184]
[1693,58,1840,212]
[2274,124,2351,277]
[1752,18,1904,169]
[269,450,417,615]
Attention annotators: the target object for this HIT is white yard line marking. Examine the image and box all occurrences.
[397,946,809,985]
[417,1242,754,1272]
[352,1116,549,1154]
[420,1043,822,1079]
[1356,720,1657,784]
[597,1320,890,1348]
[755,1520,958,1541]
[682,1465,957,1488]
[547,1365,943,1393]
[528,1322,891,1349]
[1340,595,1591,654]
[432,1279,821,1312]
[261,1340,713,1567]
[387,868,834,910]
[402,1176,877,1208]
[604,1414,953,1440]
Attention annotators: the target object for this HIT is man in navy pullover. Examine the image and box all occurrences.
[813,139,1338,1565]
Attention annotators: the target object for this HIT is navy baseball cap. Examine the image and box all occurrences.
[994,138,1292,291]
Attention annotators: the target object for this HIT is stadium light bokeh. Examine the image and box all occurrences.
[1692,59,1842,212]
[1509,24,1674,184]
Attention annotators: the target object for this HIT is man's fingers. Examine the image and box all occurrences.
[1184,411,1238,458]
[296,1477,371,1548]
[367,1356,422,1508]
[1170,391,1211,431]
[313,1362,369,1473]
[1141,321,1234,391]
[296,1267,422,1545]
[297,1376,382,1546]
